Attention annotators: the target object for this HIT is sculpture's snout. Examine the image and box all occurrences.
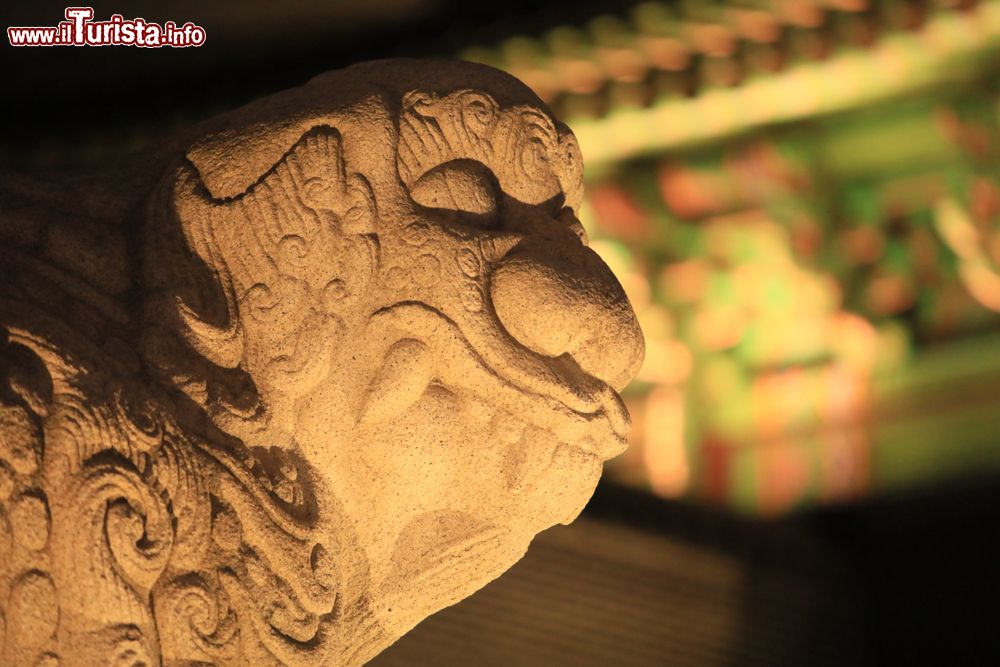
[489,233,644,393]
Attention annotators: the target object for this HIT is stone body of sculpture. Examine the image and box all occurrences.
[0,59,644,665]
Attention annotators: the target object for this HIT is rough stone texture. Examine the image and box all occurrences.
[0,59,644,666]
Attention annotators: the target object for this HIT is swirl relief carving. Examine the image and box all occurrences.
[0,59,644,665]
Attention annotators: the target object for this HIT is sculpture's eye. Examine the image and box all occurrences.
[409,159,499,229]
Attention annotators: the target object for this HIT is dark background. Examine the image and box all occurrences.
[1,0,636,168]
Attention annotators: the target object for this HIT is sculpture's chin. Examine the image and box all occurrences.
[364,417,604,639]
[550,444,604,525]
[374,518,529,639]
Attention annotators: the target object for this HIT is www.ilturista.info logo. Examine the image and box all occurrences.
[8,7,206,48]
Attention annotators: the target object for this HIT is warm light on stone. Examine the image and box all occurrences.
[0,59,644,665]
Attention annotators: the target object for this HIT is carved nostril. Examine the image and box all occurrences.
[556,207,588,246]
[489,246,644,392]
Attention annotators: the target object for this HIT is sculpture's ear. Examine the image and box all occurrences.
[168,120,383,374]
[170,164,245,370]
[184,93,398,201]
[186,121,311,200]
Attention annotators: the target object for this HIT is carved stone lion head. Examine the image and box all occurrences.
[1,59,642,665]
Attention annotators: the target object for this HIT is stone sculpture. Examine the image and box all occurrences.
[0,59,644,665]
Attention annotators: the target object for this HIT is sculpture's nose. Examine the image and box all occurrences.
[489,215,644,393]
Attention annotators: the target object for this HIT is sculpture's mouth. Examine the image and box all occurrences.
[368,302,630,463]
